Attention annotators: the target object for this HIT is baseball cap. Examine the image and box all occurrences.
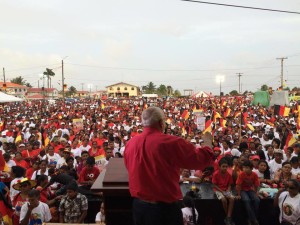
[274,149,283,154]
[250,155,260,160]
[213,147,221,152]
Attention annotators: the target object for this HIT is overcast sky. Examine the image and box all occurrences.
[0,0,300,95]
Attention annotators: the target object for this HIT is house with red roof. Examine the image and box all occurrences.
[0,82,29,98]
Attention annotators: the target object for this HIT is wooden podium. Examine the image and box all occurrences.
[92,158,133,225]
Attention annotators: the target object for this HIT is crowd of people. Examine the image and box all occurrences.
[0,95,298,225]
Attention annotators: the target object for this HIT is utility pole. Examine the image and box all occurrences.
[276,57,288,88]
[237,73,243,94]
[81,83,84,91]
[62,60,65,101]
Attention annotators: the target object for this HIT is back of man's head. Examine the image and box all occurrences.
[142,107,165,127]
[28,189,40,199]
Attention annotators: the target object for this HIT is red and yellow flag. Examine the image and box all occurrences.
[220,118,227,128]
[203,119,212,134]
[223,107,231,118]
[181,110,189,120]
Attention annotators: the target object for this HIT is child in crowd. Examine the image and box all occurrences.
[95,202,106,224]
[212,158,235,225]
[236,160,260,225]
[181,195,198,225]
[290,156,300,177]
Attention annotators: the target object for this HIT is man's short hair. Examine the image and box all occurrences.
[28,189,40,198]
[67,181,78,191]
[141,107,165,127]
[86,156,96,165]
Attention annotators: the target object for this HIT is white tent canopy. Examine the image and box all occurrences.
[192,91,212,98]
[0,92,23,103]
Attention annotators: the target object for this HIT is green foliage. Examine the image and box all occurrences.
[173,90,181,97]
[142,82,156,94]
[156,84,167,96]
[229,90,239,96]
[66,86,77,97]
[261,84,268,91]
[43,68,55,89]
[10,76,27,85]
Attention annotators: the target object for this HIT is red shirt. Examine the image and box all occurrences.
[236,171,260,191]
[212,170,233,191]
[124,127,214,203]
[78,166,100,184]
[21,149,40,158]
[88,148,105,157]
[14,160,29,169]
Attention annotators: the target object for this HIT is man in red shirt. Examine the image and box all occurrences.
[124,107,214,225]
[78,156,100,188]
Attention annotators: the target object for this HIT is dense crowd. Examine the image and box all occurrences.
[0,96,299,225]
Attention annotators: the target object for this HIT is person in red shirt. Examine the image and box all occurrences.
[124,107,214,225]
[236,160,260,225]
[78,156,100,188]
[212,158,234,225]
[14,152,29,169]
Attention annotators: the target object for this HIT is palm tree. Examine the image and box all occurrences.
[142,82,156,94]
[10,76,27,85]
[43,68,55,89]
[156,84,167,96]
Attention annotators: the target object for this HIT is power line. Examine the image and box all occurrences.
[181,0,300,15]
[66,62,300,72]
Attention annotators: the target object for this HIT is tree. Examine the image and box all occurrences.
[26,83,32,87]
[66,86,77,97]
[156,84,167,96]
[261,84,268,91]
[229,90,239,96]
[142,82,156,94]
[10,76,27,85]
[43,68,55,89]
[173,90,181,97]
[166,85,173,96]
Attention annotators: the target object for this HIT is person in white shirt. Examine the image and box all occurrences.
[268,149,283,179]
[20,189,51,225]
[42,145,61,165]
[181,195,198,225]
[10,166,25,202]
[57,122,70,136]
[275,179,300,225]
[290,156,300,177]
[95,202,105,224]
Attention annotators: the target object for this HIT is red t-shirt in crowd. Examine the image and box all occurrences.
[14,160,29,169]
[124,127,214,203]
[236,171,260,191]
[78,166,100,184]
[21,149,40,158]
[212,170,233,191]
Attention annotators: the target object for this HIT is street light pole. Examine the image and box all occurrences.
[62,60,65,101]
